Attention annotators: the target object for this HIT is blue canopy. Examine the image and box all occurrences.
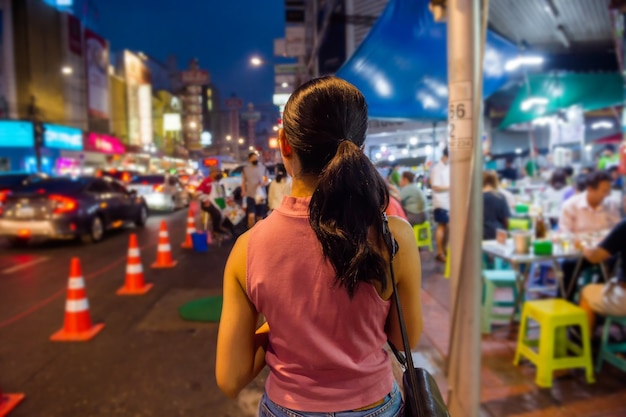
[336,0,518,121]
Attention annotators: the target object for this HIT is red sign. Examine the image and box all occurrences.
[203,158,219,167]
[85,133,125,155]
[181,70,209,85]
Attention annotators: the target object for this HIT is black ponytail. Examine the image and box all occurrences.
[282,76,390,298]
[309,140,389,298]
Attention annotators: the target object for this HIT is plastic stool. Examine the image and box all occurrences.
[482,270,519,334]
[596,315,626,372]
[513,299,595,388]
[413,221,433,252]
[444,247,450,279]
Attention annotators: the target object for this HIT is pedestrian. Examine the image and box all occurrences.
[241,151,268,228]
[430,146,450,262]
[196,168,233,240]
[399,171,427,225]
[267,163,291,213]
[216,76,422,415]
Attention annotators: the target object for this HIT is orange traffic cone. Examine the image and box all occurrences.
[151,221,177,269]
[0,386,25,417]
[181,206,196,249]
[117,234,153,295]
[50,258,104,342]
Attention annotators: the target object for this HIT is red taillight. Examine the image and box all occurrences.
[49,194,78,214]
[153,184,164,192]
[122,173,130,182]
[0,190,9,203]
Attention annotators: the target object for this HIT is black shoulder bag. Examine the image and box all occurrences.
[381,213,450,417]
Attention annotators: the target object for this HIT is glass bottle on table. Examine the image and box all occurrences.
[535,208,547,240]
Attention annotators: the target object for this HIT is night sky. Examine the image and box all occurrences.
[96,0,288,106]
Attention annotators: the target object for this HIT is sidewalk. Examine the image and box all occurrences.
[417,251,626,417]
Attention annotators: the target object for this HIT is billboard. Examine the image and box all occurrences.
[0,122,34,148]
[84,133,125,154]
[43,124,83,151]
[123,51,152,146]
[85,29,109,119]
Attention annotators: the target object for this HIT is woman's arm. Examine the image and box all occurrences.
[216,232,269,398]
[385,217,423,349]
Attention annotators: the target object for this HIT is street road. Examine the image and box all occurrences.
[0,205,263,416]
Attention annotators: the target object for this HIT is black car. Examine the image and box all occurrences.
[0,176,148,244]
[0,172,48,193]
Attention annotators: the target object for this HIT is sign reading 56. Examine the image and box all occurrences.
[448,102,471,120]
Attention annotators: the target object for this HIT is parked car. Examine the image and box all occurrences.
[126,174,190,212]
[0,176,148,244]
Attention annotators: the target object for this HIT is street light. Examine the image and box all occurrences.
[250,56,263,67]
[281,82,288,88]
[238,138,245,145]
[189,121,197,129]
[249,146,255,151]
[226,135,232,141]
[272,126,279,132]
[61,66,73,75]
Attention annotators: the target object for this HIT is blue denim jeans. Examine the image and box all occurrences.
[258,383,403,417]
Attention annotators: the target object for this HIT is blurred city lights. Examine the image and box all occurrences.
[61,66,73,75]
[250,56,263,66]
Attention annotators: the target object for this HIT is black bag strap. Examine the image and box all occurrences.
[382,213,420,413]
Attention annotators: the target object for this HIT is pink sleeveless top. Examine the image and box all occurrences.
[247,196,393,412]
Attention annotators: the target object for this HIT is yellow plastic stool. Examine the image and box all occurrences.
[513,299,595,388]
[413,221,433,252]
[444,246,450,279]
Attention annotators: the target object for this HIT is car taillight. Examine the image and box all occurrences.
[49,194,78,214]
[0,190,9,203]
[153,184,164,192]
[122,173,130,182]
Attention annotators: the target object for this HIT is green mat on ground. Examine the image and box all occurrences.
[178,296,223,322]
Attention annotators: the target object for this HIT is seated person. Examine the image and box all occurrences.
[482,170,510,240]
[542,168,568,220]
[558,170,620,235]
[399,171,427,225]
[577,219,626,331]
[558,171,621,298]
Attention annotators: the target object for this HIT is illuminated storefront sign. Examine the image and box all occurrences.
[43,124,83,151]
[0,121,35,147]
[85,133,125,154]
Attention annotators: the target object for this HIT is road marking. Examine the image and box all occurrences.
[2,256,50,274]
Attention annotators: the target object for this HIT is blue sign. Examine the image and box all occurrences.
[43,124,83,151]
[0,121,35,148]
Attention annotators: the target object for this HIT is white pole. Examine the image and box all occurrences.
[446,0,483,415]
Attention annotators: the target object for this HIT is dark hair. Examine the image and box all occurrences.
[402,171,415,183]
[549,169,567,190]
[563,166,574,177]
[605,144,616,153]
[586,170,613,189]
[442,147,449,158]
[608,166,618,174]
[574,174,588,192]
[248,152,258,160]
[282,76,388,298]
[275,163,287,183]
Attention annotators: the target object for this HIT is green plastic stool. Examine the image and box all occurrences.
[413,221,433,252]
[482,270,520,334]
[596,315,626,372]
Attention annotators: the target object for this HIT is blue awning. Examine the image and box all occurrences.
[336,0,518,121]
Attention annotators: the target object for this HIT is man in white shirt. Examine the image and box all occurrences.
[558,170,622,300]
[430,147,450,262]
[558,170,621,235]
